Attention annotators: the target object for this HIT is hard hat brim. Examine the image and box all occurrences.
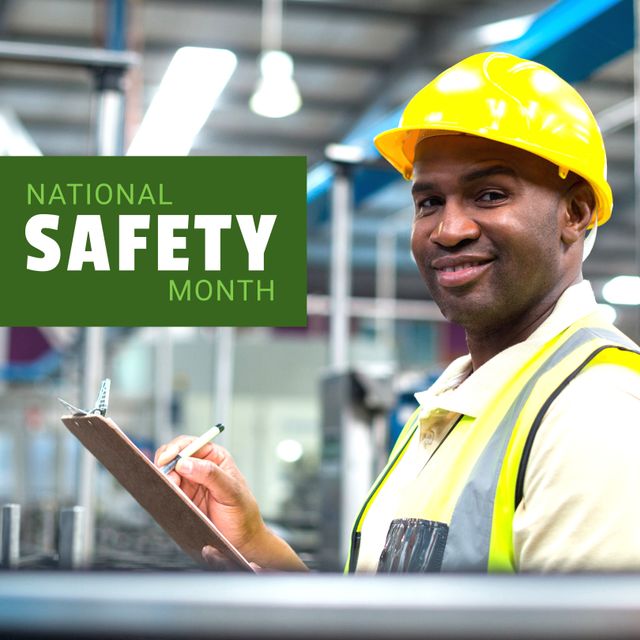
[374,125,612,228]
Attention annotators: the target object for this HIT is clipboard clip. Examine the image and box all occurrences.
[58,378,111,417]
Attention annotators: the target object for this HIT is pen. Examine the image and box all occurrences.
[160,423,225,475]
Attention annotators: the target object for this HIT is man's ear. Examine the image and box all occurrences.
[560,179,596,246]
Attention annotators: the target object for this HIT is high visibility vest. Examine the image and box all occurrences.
[346,315,640,573]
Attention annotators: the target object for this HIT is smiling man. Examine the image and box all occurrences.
[156,52,640,573]
[409,135,591,370]
[349,52,640,573]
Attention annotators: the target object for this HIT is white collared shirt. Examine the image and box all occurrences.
[356,281,640,572]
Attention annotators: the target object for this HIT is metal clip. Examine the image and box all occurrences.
[93,378,111,416]
[58,378,111,417]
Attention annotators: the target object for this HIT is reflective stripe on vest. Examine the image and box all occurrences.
[346,318,640,573]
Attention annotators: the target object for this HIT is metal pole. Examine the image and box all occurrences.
[340,407,375,567]
[58,507,86,570]
[106,0,127,52]
[328,164,355,566]
[329,164,353,371]
[375,228,397,356]
[97,88,124,156]
[73,6,128,563]
[1,504,20,569]
[15,406,27,508]
[95,67,125,157]
[262,0,283,52]
[214,328,235,445]
[75,327,105,565]
[154,328,174,446]
[40,502,56,556]
[97,1,127,157]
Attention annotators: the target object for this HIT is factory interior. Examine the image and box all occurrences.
[3,0,640,638]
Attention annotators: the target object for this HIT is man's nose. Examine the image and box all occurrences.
[429,200,481,247]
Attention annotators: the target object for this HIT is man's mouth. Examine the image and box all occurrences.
[431,256,495,288]
[439,261,488,273]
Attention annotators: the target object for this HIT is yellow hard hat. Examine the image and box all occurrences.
[374,51,612,227]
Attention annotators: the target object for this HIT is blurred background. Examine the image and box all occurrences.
[0,0,637,574]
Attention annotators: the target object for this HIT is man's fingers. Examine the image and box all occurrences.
[206,443,245,478]
[201,546,259,572]
[154,444,168,466]
[175,457,240,505]
[164,469,182,488]
[202,545,234,571]
[155,435,198,465]
[155,437,225,466]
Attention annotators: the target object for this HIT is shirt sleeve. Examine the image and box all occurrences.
[513,362,640,571]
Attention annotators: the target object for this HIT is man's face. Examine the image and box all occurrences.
[411,134,574,333]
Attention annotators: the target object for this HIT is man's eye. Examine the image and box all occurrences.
[416,196,443,213]
[478,190,506,203]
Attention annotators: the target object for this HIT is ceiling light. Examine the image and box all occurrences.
[475,14,536,46]
[597,303,617,325]
[250,0,301,119]
[325,143,366,164]
[250,50,301,118]
[0,107,41,155]
[602,275,640,305]
[128,47,237,156]
[276,439,303,463]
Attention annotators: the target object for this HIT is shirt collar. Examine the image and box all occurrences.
[414,281,600,418]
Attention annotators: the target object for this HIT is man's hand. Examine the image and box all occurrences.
[154,436,308,572]
[201,545,263,572]
[155,436,265,556]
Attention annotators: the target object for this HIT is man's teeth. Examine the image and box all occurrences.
[441,262,484,272]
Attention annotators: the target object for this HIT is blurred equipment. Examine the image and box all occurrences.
[0,328,78,383]
[4,573,640,639]
[58,506,86,569]
[319,369,394,571]
[1,504,20,569]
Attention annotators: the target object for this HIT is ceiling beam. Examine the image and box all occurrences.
[0,38,138,69]
[2,32,394,72]
[148,0,435,24]
[220,90,360,115]
[0,78,362,116]
[200,126,327,148]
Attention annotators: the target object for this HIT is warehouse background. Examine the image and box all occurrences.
[0,0,637,577]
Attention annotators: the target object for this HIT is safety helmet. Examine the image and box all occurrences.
[374,52,612,227]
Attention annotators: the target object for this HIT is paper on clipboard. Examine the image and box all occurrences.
[61,413,254,572]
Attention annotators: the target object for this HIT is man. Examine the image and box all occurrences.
[155,52,640,572]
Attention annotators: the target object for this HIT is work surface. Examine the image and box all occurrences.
[1,572,640,639]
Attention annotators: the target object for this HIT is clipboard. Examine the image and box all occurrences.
[61,413,254,572]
